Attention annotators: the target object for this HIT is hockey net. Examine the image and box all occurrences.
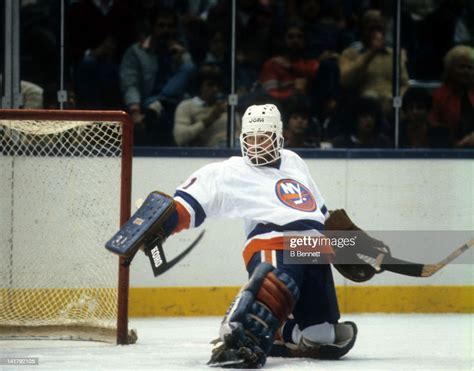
[0,110,135,344]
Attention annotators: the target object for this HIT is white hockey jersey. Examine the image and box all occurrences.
[174,149,328,264]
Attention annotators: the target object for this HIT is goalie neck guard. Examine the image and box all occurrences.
[240,104,284,167]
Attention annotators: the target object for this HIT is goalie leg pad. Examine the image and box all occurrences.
[269,321,357,360]
[105,191,177,258]
[208,263,299,368]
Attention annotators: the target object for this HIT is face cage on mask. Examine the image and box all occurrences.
[240,132,284,166]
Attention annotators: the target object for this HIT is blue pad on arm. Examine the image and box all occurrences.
[105,191,176,258]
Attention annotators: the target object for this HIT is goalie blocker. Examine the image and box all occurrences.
[105,191,177,267]
[105,191,205,276]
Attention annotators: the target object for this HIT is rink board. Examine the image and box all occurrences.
[125,155,473,315]
[127,285,473,316]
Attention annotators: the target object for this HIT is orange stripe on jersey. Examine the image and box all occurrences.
[172,200,191,234]
[264,250,272,263]
[243,237,285,266]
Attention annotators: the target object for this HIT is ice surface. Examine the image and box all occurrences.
[1,314,472,370]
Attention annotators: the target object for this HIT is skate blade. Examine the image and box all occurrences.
[208,359,245,368]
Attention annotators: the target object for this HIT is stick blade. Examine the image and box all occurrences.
[382,238,474,277]
[149,230,205,277]
[421,238,473,277]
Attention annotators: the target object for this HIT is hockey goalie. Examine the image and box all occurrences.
[106,104,393,368]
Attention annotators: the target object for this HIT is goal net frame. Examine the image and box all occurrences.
[0,109,134,345]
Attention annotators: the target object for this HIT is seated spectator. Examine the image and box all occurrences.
[316,97,342,145]
[453,0,474,45]
[131,0,160,43]
[202,30,228,83]
[179,0,218,19]
[295,0,354,58]
[67,0,133,65]
[429,45,474,148]
[400,87,451,148]
[259,22,320,115]
[339,9,409,116]
[0,75,44,109]
[20,80,44,109]
[20,1,57,88]
[399,0,447,80]
[120,8,197,146]
[332,96,392,148]
[202,31,262,109]
[282,101,319,148]
[75,36,122,109]
[173,66,239,147]
[67,0,136,110]
[207,0,279,61]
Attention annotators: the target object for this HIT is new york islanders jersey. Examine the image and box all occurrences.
[173,149,328,265]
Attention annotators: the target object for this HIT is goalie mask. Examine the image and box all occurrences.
[240,104,284,166]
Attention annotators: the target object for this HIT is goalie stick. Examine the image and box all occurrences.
[121,230,205,277]
[377,238,474,277]
[142,230,205,277]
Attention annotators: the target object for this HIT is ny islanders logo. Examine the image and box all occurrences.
[275,179,317,212]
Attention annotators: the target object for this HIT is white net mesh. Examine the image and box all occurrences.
[0,119,124,342]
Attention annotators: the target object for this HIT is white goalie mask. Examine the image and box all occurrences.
[240,104,284,166]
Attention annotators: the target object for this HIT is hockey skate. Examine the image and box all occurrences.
[269,321,357,360]
[207,323,266,368]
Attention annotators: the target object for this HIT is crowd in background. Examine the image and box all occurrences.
[12,0,474,148]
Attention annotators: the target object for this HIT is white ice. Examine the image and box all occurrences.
[1,314,472,370]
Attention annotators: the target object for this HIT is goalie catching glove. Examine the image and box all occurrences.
[325,209,391,282]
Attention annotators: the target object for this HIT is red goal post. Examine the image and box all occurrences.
[0,109,134,344]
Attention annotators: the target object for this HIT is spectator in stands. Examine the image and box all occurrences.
[292,1,350,121]
[331,96,392,148]
[295,0,354,59]
[259,22,320,116]
[399,0,445,80]
[19,80,44,109]
[339,9,409,116]
[283,101,319,148]
[207,0,282,67]
[400,87,452,148]
[202,30,227,82]
[67,0,135,109]
[120,8,197,146]
[429,45,474,148]
[178,0,218,19]
[202,30,262,107]
[0,75,44,109]
[453,0,474,45]
[180,13,209,66]
[20,1,57,88]
[67,0,133,65]
[173,65,238,147]
[75,36,122,109]
[131,0,160,43]
[234,42,266,109]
